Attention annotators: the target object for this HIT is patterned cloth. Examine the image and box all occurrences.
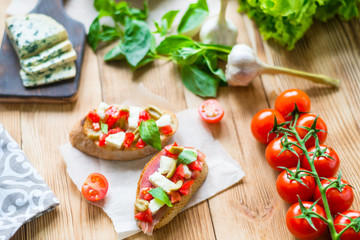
[0,123,59,240]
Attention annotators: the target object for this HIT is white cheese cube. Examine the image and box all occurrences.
[97,102,110,119]
[183,164,192,179]
[148,198,165,214]
[149,172,178,194]
[158,156,176,174]
[128,106,142,129]
[105,131,125,149]
[155,114,172,127]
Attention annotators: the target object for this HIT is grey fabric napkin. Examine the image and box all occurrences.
[0,122,59,240]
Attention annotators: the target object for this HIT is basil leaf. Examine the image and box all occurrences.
[121,18,152,67]
[148,188,172,207]
[132,54,155,70]
[94,0,115,12]
[98,26,121,42]
[180,65,219,97]
[203,51,226,82]
[172,47,203,65]
[156,35,196,55]
[178,149,197,165]
[177,0,208,35]
[154,10,180,36]
[101,122,108,134]
[88,16,101,51]
[139,119,161,150]
[104,43,125,62]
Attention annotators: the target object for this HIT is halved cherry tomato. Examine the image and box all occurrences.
[165,143,179,158]
[275,89,311,120]
[160,125,173,134]
[138,110,151,125]
[136,138,146,148]
[92,122,100,131]
[140,187,154,201]
[98,133,109,146]
[198,99,224,123]
[81,173,109,202]
[105,106,120,128]
[119,110,129,120]
[179,180,194,195]
[251,109,285,145]
[265,137,302,171]
[286,201,327,240]
[301,145,340,178]
[314,178,354,215]
[108,127,122,135]
[188,160,202,171]
[172,164,185,182]
[123,132,135,148]
[170,191,182,204]
[334,210,360,240]
[276,168,315,204]
[296,113,327,149]
[88,110,100,123]
[135,209,153,223]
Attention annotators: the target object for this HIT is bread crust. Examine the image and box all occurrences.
[135,150,208,231]
[69,110,178,161]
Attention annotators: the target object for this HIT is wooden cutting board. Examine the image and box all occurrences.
[0,0,85,103]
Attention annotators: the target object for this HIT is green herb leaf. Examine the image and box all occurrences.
[101,122,108,134]
[139,119,161,150]
[172,47,203,65]
[98,25,122,42]
[178,149,197,165]
[87,16,101,51]
[177,0,209,35]
[156,35,196,55]
[104,43,125,62]
[154,10,180,36]
[94,0,115,12]
[203,51,226,82]
[180,65,220,97]
[148,188,173,207]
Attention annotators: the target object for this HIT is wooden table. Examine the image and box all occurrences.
[2,1,360,239]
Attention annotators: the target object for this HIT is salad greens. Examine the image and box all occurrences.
[87,0,231,97]
[239,0,360,50]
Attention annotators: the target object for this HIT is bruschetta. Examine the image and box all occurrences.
[69,102,178,161]
[134,143,208,235]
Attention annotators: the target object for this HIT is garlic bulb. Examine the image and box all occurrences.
[225,44,340,87]
[199,0,238,46]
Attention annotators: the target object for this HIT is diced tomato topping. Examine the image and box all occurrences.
[191,170,200,180]
[170,191,182,204]
[138,110,151,125]
[143,193,153,201]
[108,127,122,135]
[124,132,135,148]
[160,125,173,134]
[188,160,202,171]
[164,142,179,158]
[171,164,185,183]
[105,106,120,128]
[136,138,146,148]
[92,122,100,131]
[135,209,153,223]
[179,180,194,195]
[140,187,154,201]
[98,133,109,146]
[119,110,129,120]
[88,110,100,123]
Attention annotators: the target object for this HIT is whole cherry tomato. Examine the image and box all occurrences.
[251,109,285,145]
[334,210,360,240]
[314,178,354,215]
[286,201,327,240]
[81,173,109,202]
[301,145,340,178]
[296,114,327,149]
[198,99,224,123]
[276,168,316,204]
[265,137,301,171]
[275,89,311,120]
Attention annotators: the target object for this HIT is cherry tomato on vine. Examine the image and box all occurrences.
[81,173,109,202]
[286,201,327,240]
[301,145,340,178]
[265,137,301,171]
[276,168,316,204]
[295,114,327,149]
[198,99,224,123]
[275,89,311,120]
[251,109,285,145]
[334,210,360,240]
[314,178,354,215]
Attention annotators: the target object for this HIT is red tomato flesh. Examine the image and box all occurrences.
[334,210,360,240]
[160,125,173,134]
[81,173,109,202]
[275,89,311,120]
[296,113,327,149]
[88,110,100,123]
[135,209,153,223]
[179,180,194,195]
[198,99,224,123]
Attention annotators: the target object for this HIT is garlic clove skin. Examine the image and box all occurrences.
[199,16,238,46]
[225,44,265,87]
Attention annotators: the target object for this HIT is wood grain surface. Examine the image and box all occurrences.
[1,0,359,239]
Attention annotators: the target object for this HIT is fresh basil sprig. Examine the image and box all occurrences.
[177,0,208,35]
[139,119,161,150]
[148,188,172,207]
[154,10,179,37]
[177,149,197,165]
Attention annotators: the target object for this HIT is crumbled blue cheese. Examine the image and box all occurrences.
[20,40,72,67]
[155,114,172,127]
[148,198,165,214]
[128,107,142,129]
[20,61,76,87]
[105,132,125,149]
[5,14,68,59]
[183,165,192,179]
[158,156,176,174]
[97,102,110,120]
[149,172,180,194]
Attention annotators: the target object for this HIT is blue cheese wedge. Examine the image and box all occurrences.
[22,48,77,74]
[5,14,68,59]
[20,61,76,87]
[20,40,72,67]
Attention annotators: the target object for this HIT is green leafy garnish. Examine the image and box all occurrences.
[177,0,209,35]
[101,122,108,134]
[178,149,197,165]
[154,10,179,36]
[148,188,173,207]
[139,119,161,150]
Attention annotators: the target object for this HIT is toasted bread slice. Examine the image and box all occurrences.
[135,149,208,232]
[69,110,178,161]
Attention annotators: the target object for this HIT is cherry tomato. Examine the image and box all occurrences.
[265,137,302,171]
[81,173,109,202]
[314,178,354,215]
[140,187,154,201]
[98,133,109,146]
[136,138,146,148]
[88,110,100,123]
[334,210,360,240]
[170,191,182,204]
[123,132,135,148]
[276,168,316,204]
[171,164,185,183]
[296,114,327,149]
[92,122,100,131]
[179,180,194,195]
[301,145,340,178]
[251,109,285,145]
[160,125,173,134]
[138,110,150,125]
[275,89,311,120]
[105,106,120,128]
[108,127,122,135]
[188,160,202,171]
[135,209,153,223]
[198,99,224,123]
[164,143,179,158]
[286,201,327,240]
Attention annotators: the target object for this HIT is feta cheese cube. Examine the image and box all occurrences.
[158,156,176,174]
[97,102,110,119]
[155,114,172,127]
[148,198,165,214]
[128,107,142,129]
[105,131,125,149]
[183,164,192,179]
